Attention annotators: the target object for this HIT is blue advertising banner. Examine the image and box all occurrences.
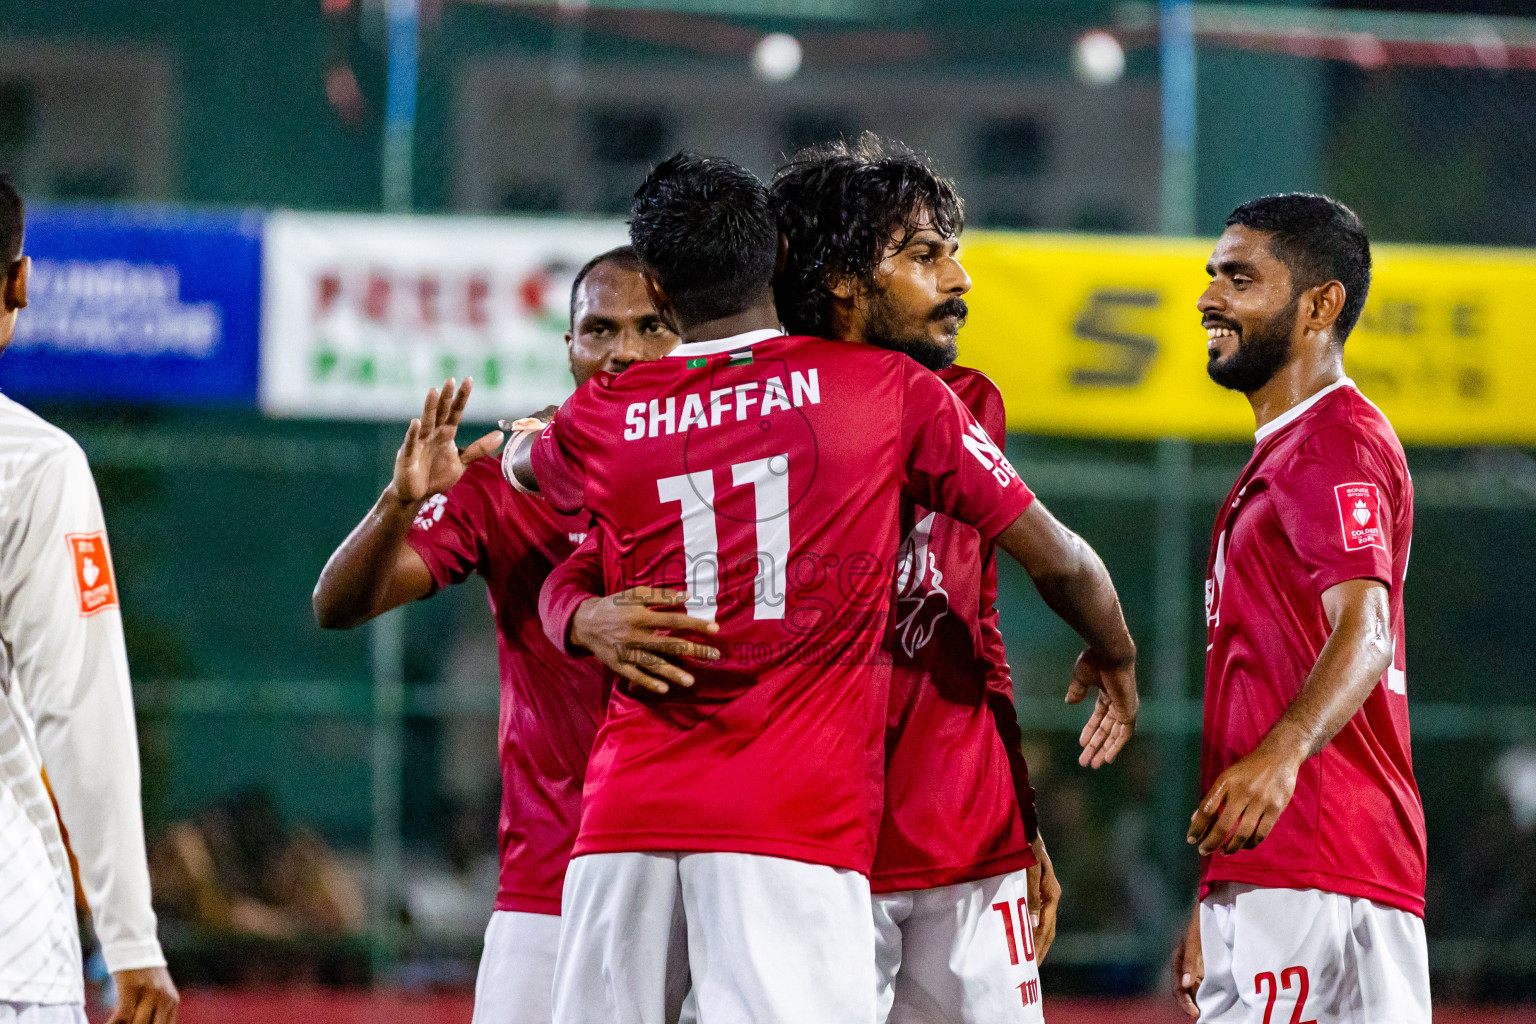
[0,205,262,405]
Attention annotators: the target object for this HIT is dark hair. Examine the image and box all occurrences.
[1226,193,1371,342]
[771,133,964,338]
[569,245,642,326]
[0,174,23,266]
[629,152,778,327]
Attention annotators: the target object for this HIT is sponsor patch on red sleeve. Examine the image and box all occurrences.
[65,532,119,616]
[1334,482,1385,552]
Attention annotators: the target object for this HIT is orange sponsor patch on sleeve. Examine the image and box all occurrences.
[65,532,118,616]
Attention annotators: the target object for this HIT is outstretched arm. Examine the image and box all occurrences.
[994,500,1139,768]
[1188,578,1391,855]
[313,378,503,629]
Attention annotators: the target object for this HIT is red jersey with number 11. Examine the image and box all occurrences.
[530,331,1032,873]
[1201,379,1425,916]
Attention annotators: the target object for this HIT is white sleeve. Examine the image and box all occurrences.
[5,442,166,973]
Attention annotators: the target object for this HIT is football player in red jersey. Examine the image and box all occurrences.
[311,247,691,1024]
[772,136,1068,1024]
[540,137,1098,1024]
[505,153,1137,1024]
[1171,195,1429,1023]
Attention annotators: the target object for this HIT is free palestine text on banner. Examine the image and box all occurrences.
[260,212,628,420]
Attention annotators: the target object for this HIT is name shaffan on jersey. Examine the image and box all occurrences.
[537,364,1042,892]
[0,394,165,1006]
[530,331,1031,874]
[1201,379,1426,916]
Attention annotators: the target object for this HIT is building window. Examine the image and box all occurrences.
[586,109,672,166]
[780,111,855,158]
[972,116,1048,177]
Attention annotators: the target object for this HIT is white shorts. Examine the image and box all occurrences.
[0,1004,87,1024]
[471,910,563,1024]
[553,850,875,1024]
[1197,883,1431,1024]
[872,869,1044,1024]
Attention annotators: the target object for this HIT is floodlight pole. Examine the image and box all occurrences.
[1160,0,1197,236]
[369,0,417,983]
[1155,0,1198,940]
[369,442,407,982]
[383,0,418,213]
[1152,435,1195,928]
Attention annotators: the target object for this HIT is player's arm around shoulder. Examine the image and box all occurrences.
[502,390,583,509]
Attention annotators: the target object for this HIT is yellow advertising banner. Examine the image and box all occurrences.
[960,232,1536,444]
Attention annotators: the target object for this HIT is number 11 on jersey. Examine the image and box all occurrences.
[657,454,791,622]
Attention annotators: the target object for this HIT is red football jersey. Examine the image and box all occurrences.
[405,456,607,915]
[873,364,1038,893]
[1200,379,1426,916]
[530,330,1032,873]
[536,364,1042,890]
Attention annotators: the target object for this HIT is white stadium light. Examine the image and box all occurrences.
[753,33,804,83]
[1073,29,1126,87]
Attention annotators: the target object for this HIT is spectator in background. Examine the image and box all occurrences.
[148,790,366,942]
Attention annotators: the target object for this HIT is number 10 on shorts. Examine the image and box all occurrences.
[992,900,1040,1008]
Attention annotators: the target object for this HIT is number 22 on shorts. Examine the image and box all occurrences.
[1255,966,1315,1024]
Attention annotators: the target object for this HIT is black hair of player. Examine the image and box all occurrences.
[770,133,963,338]
[1226,193,1371,342]
[568,245,643,327]
[0,174,23,268]
[629,153,778,328]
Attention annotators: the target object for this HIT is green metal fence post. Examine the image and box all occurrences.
[370,428,407,980]
[1152,436,1195,938]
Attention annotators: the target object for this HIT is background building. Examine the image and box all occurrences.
[3,1,1536,1019]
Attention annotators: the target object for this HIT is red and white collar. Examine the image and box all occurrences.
[665,328,785,359]
[1254,377,1356,444]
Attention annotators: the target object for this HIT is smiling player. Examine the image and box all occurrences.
[505,152,1137,1024]
[540,138,1089,1023]
[1171,195,1429,1024]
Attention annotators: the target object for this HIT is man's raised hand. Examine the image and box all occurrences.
[389,378,504,506]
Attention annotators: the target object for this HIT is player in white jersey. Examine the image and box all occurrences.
[0,177,179,1024]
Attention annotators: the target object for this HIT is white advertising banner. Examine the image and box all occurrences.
[260,212,629,419]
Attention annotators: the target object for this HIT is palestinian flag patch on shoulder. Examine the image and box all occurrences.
[727,350,753,367]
